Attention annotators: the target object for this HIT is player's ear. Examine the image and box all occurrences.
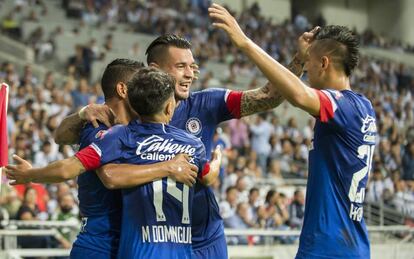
[165,97,176,120]
[321,56,329,70]
[116,82,128,99]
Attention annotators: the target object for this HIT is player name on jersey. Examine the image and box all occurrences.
[141,225,192,244]
[136,135,196,162]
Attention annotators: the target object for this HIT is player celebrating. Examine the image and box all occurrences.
[54,33,308,258]
[7,67,221,258]
[6,59,198,259]
[209,3,376,258]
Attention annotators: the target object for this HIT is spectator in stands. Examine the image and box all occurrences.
[0,184,21,219]
[289,189,305,229]
[402,141,414,180]
[71,78,91,109]
[247,187,260,221]
[34,141,64,167]
[264,190,284,229]
[16,187,39,220]
[249,113,273,174]
[51,193,79,249]
[15,187,50,252]
[15,183,50,217]
[1,12,21,39]
[220,186,239,223]
[228,118,249,155]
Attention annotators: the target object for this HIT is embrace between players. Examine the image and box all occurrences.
[6,4,376,259]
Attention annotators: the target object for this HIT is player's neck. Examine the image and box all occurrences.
[323,72,351,91]
[140,114,169,125]
[105,98,137,125]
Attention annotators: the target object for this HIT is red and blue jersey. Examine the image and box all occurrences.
[73,123,121,257]
[170,88,242,250]
[296,89,376,259]
[76,121,209,259]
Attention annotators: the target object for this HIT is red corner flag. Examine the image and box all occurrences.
[0,83,9,167]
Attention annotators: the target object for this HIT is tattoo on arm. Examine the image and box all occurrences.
[287,54,305,78]
[239,54,304,117]
[240,83,284,117]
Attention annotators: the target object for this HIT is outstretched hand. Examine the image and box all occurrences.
[79,104,116,128]
[168,154,199,187]
[5,155,33,185]
[208,3,249,49]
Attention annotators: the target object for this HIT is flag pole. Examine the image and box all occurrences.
[0,83,9,194]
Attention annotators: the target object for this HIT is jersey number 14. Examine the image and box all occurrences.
[153,178,190,224]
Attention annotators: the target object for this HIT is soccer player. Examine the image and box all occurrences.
[54,33,307,258]
[209,3,376,258]
[6,59,198,259]
[7,67,221,258]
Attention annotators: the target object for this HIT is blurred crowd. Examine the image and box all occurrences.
[0,0,414,248]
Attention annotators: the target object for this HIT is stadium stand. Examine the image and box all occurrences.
[0,0,413,258]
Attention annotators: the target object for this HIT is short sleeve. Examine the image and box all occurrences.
[75,125,126,171]
[79,122,108,148]
[315,89,349,128]
[190,139,209,179]
[200,88,242,123]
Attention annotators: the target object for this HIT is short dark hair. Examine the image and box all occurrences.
[127,67,175,116]
[225,186,237,195]
[265,189,277,204]
[100,58,145,100]
[314,25,359,76]
[249,187,259,195]
[145,34,191,65]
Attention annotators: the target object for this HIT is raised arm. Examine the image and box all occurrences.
[5,155,86,184]
[54,104,115,145]
[209,4,321,116]
[239,54,306,117]
[96,154,199,189]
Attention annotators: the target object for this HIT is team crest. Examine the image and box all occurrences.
[95,130,108,139]
[186,117,202,135]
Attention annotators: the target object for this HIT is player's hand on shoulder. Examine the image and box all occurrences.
[168,154,198,187]
[79,103,116,128]
[4,155,33,185]
[208,3,249,49]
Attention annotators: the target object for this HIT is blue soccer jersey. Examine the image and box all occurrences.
[170,88,241,251]
[75,121,209,259]
[296,89,376,259]
[72,123,121,258]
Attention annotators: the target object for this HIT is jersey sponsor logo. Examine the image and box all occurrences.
[141,225,192,244]
[185,117,202,135]
[136,135,196,162]
[95,129,108,140]
[361,115,376,143]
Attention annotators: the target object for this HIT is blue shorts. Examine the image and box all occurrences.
[192,235,228,259]
[70,244,116,259]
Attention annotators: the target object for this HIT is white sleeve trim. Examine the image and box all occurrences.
[321,90,338,112]
[224,89,231,103]
[90,143,102,157]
